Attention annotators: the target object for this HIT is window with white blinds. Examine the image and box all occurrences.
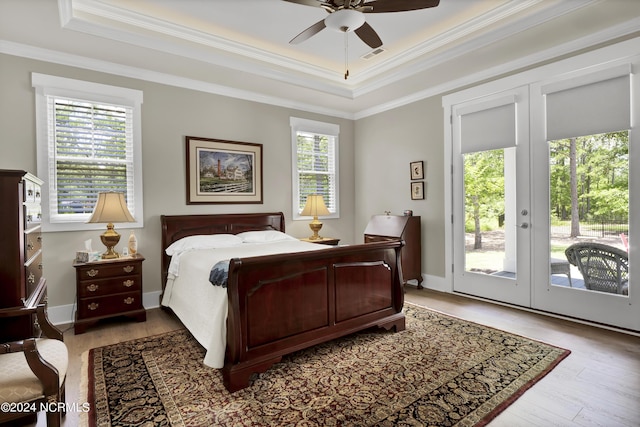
[33,74,143,232]
[290,117,339,219]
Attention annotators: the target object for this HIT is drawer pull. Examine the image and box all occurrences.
[87,269,99,277]
[124,297,134,305]
[27,273,35,284]
[88,303,99,310]
[39,263,43,270]
[27,241,34,250]
[37,236,43,243]
[123,280,134,288]
[87,284,99,292]
[123,265,135,273]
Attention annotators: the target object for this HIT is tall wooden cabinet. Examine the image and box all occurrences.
[364,215,423,288]
[0,169,45,342]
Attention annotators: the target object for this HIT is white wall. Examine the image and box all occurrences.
[354,98,447,281]
[0,54,356,322]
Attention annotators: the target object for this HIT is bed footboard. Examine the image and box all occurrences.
[222,240,405,392]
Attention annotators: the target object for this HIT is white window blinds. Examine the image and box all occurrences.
[290,117,339,219]
[543,65,631,141]
[48,97,134,221]
[296,131,336,212]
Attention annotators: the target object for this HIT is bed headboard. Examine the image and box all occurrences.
[160,212,285,290]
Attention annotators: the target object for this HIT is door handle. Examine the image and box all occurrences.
[520,223,529,229]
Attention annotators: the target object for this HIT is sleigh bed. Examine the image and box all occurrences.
[160,212,405,392]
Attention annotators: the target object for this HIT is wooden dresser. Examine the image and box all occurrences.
[364,215,423,288]
[74,254,146,334]
[0,169,45,342]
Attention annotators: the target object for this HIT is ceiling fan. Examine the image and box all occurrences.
[283,0,441,50]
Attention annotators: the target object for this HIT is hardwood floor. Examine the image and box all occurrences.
[32,288,640,426]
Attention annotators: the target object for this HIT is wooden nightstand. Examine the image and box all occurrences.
[300,237,340,246]
[73,254,146,334]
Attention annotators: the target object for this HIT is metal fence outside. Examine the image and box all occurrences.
[552,218,628,238]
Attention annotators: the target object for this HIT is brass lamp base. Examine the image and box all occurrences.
[100,223,121,259]
[308,219,324,240]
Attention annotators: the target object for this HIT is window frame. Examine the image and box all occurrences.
[290,117,340,220]
[32,73,144,232]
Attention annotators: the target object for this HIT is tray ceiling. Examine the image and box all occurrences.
[1,0,639,117]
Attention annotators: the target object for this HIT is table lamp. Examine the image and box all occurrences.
[301,194,330,240]
[87,192,136,259]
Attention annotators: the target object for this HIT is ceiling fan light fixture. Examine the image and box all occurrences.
[325,9,365,32]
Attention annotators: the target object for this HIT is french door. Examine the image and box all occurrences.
[529,65,638,330]
[449,59,639,331]
[452,86,531,306]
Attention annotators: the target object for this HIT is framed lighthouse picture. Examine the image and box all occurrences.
[186,136,263,204]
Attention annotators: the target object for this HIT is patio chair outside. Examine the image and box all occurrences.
[565,242,629,295]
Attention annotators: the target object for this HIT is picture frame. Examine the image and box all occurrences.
[411,181,425,200]
[410,161,424,180]
[186,136,263,204]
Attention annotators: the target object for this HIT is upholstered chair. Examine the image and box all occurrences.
[0,301,68,427]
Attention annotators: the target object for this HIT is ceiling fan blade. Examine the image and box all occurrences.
[290,19,327,44]
[281,0,323,7]
[364,0,440,13]
[354,21,382,49]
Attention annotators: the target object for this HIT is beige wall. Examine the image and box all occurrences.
[0,53,357,312]
[355,98,446,279]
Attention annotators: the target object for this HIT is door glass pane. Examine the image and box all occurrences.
[464,148,516,278]
[548,131,629,296]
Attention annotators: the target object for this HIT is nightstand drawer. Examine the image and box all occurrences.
[76,261,141,279]
[77,292,143,318]
[78,275,141,297]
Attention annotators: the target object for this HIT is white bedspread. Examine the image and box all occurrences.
[161,239,329,368]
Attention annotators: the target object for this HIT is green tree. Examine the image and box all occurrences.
[549,131,629,229]
[464,150,505,249]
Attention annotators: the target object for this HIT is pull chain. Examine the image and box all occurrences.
[344,31,349,80]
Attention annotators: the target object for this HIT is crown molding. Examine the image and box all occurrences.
[354,18,640,119]
[0,40,355,120]
[59,0,357,99]
[3,11,638,121]
[58,0,592,97]
[352,0,597,96]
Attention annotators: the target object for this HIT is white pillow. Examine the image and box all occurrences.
[237,230,297,243]
[165,234,243,256]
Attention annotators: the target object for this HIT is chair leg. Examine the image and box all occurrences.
[61,385,67,417]
[45,408,61,427]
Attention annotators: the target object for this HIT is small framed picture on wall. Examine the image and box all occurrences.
[411,181,424,200]
[410,161,424,180]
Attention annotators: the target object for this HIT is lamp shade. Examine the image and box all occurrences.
[87,192,135,223]
[301,194,330,217]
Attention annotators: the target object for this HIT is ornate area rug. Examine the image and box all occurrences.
[81,304,569,426]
